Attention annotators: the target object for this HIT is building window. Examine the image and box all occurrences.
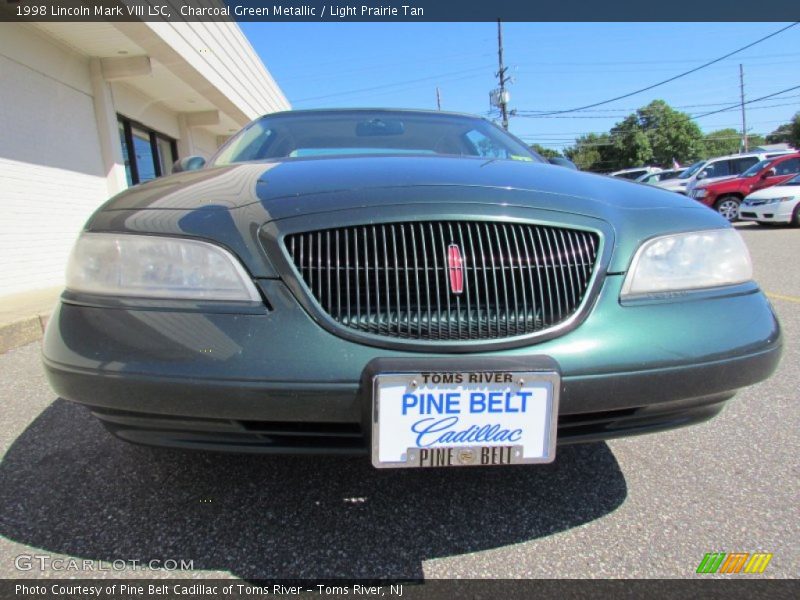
[117,116,178,186]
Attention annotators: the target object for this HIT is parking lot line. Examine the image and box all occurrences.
[766,292,800,305]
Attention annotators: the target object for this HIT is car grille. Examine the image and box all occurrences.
[285,221,599,341]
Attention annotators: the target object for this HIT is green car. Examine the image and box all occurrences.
[42,109,781,469]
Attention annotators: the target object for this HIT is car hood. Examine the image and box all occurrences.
[698,175,751,192]
[746,183,800,199]
[100,155,701,216]
[688,174,733,191]
[91,156,726,276]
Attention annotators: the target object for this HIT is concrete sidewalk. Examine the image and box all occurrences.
[0,287,61,354]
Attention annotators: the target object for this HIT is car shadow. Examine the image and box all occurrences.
[0,399,627,579]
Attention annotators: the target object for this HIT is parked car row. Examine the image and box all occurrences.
[610,149,799,222]
[609,166,663,180]
[689,153,800,221]
[636,169,682,184]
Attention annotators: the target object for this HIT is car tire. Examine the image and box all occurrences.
[714,196,741,222]
[792,204,800,228]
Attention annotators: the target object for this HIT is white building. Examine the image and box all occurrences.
[0,20,289,299]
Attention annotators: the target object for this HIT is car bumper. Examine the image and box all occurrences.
[739,201,796,223]
[42,276,782,454]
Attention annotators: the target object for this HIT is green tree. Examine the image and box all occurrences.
[702,128,742,157]
[608,116,653,168]
[568,100,705,172]
[531,144,563,158]
[766,112,800,147]
[529,144,562,159]
[793,114,800,148]
[564,133,610,171]
[746,133,766,150]
[632,100,704,166]
[702,130,766,155]
[766,123,792,144]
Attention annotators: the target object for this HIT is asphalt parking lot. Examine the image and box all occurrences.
[0,223,797,580]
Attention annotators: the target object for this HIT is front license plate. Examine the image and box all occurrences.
[371,370,559,468]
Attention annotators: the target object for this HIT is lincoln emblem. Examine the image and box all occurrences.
[447,243,464,295]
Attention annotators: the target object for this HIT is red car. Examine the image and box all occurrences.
[690,152,800,221]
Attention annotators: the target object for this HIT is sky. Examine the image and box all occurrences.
[240,22,800,153]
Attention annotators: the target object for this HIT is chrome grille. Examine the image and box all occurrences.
[285,221,599,341]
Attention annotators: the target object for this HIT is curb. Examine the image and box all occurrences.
[0,313,51,354]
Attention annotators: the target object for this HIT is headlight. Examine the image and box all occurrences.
[766,196,795,204]
[66,233,260,301]
[621,229,752,298]
[693,189,707,199]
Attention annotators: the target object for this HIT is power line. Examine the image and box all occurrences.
[513,58,800,76]
[513,51,800,68]
[526,22,799,116]
[690,84,800,119]
[292,64,494,103]
[515,94,800,115]
[278,50,495,81]
[522,119,794,143]
[531,135,773,147]
[313,71,486,102]
[524,134,762,140]
[520,86,799,149]
[514,100,800,120]
[523,131,779,141]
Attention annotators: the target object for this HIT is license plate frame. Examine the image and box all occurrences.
[371,370,560,469]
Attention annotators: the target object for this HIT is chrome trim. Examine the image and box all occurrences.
[260,205,613,353]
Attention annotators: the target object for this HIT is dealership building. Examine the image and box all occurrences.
[0,20,289,305]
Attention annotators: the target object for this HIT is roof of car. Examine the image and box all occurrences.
[703,151,782,162]
[610,167,661,175]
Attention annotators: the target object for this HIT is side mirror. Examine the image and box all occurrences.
[696,170,708,181]
[761,168,776,179]
[172,155,206,173]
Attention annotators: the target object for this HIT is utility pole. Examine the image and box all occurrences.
[496,19,510,130]
[739,64,748,152]
[436,86,442,111]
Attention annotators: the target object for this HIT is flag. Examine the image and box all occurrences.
[672,158,681,170]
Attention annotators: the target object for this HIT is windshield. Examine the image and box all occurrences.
[614,170,647,180]
[741,159,771,178]
[785,173,800,185]
[213,111,542,165]
[678,161,705,179]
